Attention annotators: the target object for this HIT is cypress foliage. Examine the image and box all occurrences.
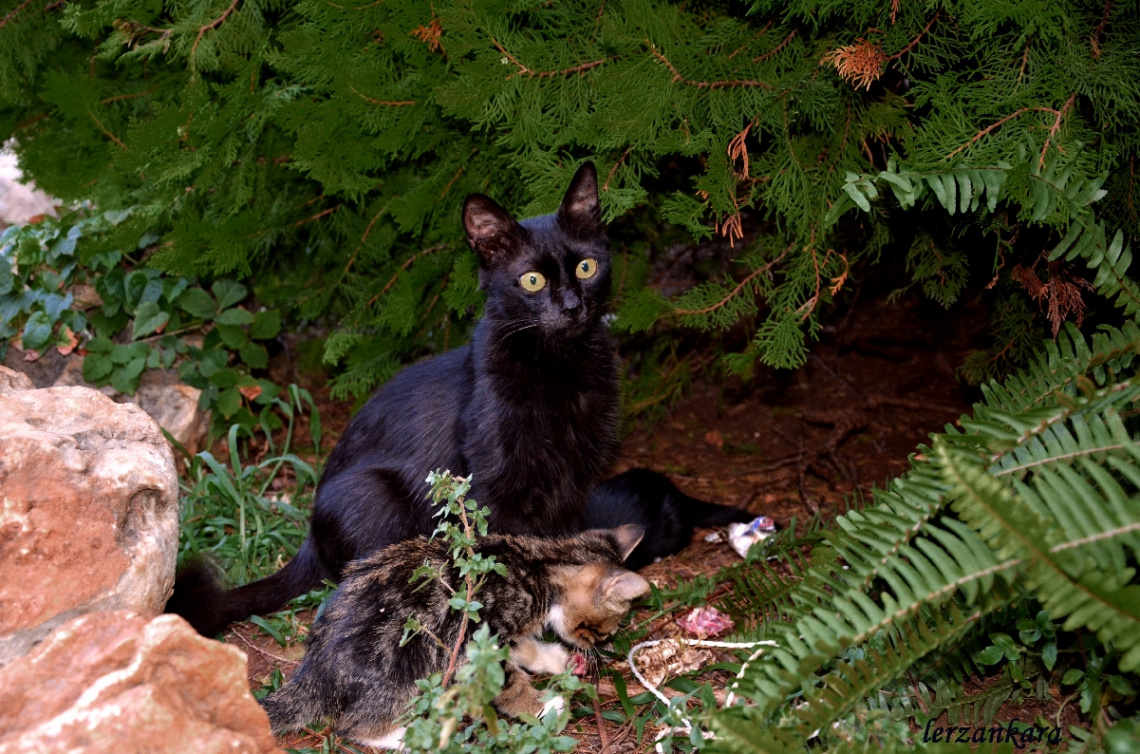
[1,0,1137,397]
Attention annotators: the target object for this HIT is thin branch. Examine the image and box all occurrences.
[945,106,1059,160]
[1038,93,1077,170]
[729,22,773,59]
[674,247,790,317]
[886,11,941,61]
[368,244,450,306]
[100,86,158,105]
[85,102,126,149]
[348,85,416,106]
[651,44,772,90]
[603,148,631,191]
[293,204,340,227]
[229,628,299,665]
[751,28,797,64]
[190,0,240,58]
[1091,0,1113,57]
[0,0,36,30]
[488,36,613,78]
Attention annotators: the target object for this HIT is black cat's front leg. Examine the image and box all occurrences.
[493,659,564,719]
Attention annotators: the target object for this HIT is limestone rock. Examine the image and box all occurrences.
[0,384,179,666]
[53,360,208,454]
[0,365,33,393]
[0,611,283,754]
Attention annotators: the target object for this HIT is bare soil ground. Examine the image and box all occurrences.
[228,293,1066,752]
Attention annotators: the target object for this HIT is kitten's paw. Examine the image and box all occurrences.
[539,695,566,719]
[515,640,570,676]
[350,726,406,751]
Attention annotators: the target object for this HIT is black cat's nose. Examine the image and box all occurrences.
[561,289,583,316]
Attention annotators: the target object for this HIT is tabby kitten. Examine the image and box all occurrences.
[169,162,620,636]
[260,525,649,748]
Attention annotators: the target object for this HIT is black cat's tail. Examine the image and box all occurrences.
[166,536,329,637]
[687,496,757,528]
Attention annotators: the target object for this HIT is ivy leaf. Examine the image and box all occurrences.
[216,307,255,326]
[21,310,54,352]
[132,301,170,340]
[250,309,281,340]
[82,353,114,382]
[209,367,241,388]
[240,341,268,369]
[215,323,249,349]
[110,355,146,394]
[179,288,217,319]
[212,279,247,310]
[216,386,242,417]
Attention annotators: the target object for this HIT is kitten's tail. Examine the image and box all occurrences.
[165,536,329,637]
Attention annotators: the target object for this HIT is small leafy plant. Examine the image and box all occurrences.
[0,209,286,435]
[397,470,586,754]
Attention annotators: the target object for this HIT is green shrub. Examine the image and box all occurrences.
[1,0,1136,400]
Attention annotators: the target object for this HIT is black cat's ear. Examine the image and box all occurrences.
[556,161,602,237]
[606,524,646,562]
[601,569,650,605]
[463,194,525,267]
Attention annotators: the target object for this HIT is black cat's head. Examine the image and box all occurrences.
[463,162,610,341]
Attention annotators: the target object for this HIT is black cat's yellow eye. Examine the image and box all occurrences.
[576,258,598,280]
[519,271,547,292]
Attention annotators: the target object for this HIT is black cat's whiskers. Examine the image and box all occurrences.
[487,318,541,349]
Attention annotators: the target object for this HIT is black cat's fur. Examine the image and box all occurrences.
[585,469,755,569]
[169,163,621,637]
[260,526,650,747]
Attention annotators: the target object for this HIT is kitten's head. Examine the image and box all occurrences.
[463,162,610,340]
[546,524,650,648]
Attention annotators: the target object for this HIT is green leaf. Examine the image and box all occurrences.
[249,309,281,340]
[212,280,247,310]
[132,301,170,340]
[216,307,255,326]
[1062,669,1085,685]
[21,311,54,352]
[82,353,114,382]
[249,616,286,647]
[178,288,216,319]
[110,356,146,394]
[215,323,249,349]
[216,386,242,417]
[975,645,1004,665]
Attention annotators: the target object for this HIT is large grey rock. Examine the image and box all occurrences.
[0,370,180,666]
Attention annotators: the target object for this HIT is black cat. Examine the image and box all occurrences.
[585,469,755,569]
[170,163,621,636]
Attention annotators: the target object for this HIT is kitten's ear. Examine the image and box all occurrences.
[556,161,602,237]
[463,194,525,267]
[606,524,646,562]
[601,570,650,605]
